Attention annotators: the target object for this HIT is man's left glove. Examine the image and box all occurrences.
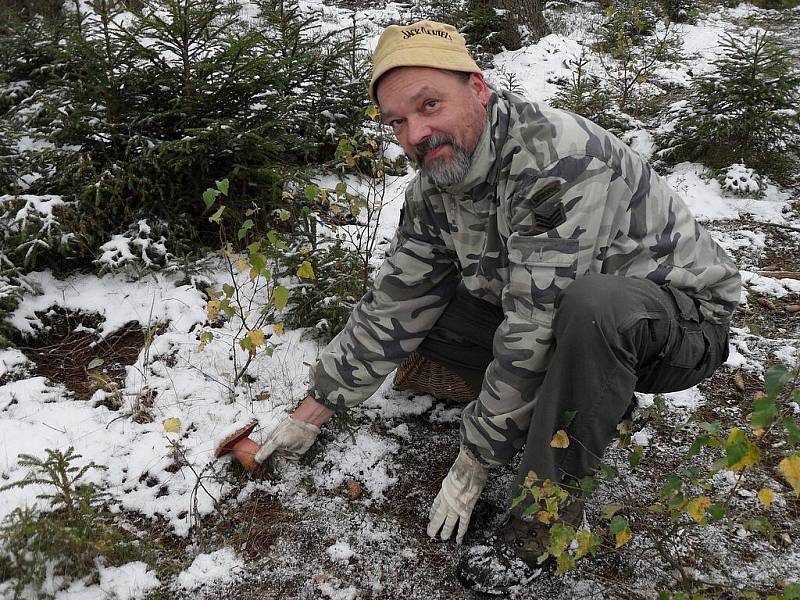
[427,447,488,544]
[254,417,320,463]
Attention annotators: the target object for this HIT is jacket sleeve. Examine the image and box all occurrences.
[460,154,621,465]
[309,178,460,411]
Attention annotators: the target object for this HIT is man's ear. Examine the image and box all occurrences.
[469,73,491,107]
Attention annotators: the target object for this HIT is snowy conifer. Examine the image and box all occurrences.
[657,30,800,181]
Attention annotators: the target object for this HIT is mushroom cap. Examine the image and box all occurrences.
[214,420,258,458]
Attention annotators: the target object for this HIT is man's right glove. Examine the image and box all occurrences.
[254,417,320,464]
[427,447,489,544]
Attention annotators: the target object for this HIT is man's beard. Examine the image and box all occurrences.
[414,133,472,187]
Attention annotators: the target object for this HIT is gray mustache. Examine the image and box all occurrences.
[415,133,456,162]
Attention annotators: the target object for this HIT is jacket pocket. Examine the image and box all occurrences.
[506,234,579,323]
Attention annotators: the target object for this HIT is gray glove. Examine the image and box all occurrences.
[254,417,320,463]
[427,447,488,544]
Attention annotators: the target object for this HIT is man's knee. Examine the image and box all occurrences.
[555,275,642,331]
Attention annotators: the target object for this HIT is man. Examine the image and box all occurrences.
[229,20,741,593]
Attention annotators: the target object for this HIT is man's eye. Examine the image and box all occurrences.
[424,100,439,110]
[388,119,403,128]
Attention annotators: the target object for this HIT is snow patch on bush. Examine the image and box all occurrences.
[719,163,763,197]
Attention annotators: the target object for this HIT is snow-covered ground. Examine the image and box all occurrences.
[1,1,799,598]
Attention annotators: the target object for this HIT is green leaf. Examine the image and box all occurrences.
[743,516,772,534]
[237,219,254,240]
[782,583,800,599]
[209,205,225,223]
[510,491,527,509]
[202,188,220,209]
[725,427,760,471]
[765,365,791,399]
[599,463,619,480]
[579,476,598,497]
[304,184,319,202]
[784,416,800,447]
[601,503,623,519]
[548,523,575,555]
[659,474,682,499]
[707,503,726,522]
[609,515,628,534]
[751,394,778,429]
[688,434,710,458]
[698,420,721,435]
[335,181,347,196]
[249,253,267,277]
[335,137,354,160]
[272,285,289,311]
[199,331,214,343]
[297,260,315,280]
[279,209,291,221]
[267,230,287,250]
[222,283,235,298]
[247,241,261,255]
[216,178,229,195]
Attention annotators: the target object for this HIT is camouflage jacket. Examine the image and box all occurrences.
[309,89,741,466]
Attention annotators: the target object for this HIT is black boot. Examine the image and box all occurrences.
[457,502,584,595]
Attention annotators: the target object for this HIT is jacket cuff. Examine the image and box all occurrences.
[306,389,348,414]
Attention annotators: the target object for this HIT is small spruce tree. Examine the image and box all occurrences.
[656,30,800,182]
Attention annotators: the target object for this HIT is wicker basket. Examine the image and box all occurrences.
[393,351,478,404]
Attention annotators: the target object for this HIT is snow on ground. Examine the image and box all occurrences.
[666,162,793,223]
[176,548,244,592]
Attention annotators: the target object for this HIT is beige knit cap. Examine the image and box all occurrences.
[369,20,481,102]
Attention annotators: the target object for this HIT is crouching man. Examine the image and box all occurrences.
[226,20,741,594]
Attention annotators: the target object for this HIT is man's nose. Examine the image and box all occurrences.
[406,117,432,147]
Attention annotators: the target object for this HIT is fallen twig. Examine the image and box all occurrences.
[750,221,800,234]
[756,271,800,280]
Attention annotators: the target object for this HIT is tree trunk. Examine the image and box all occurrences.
[499,0,551,43]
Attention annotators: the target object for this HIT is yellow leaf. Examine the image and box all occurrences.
[247,329,265,348]
[296,260,315,280]
[249,268,259,281]
[727,428,760,472]
[537,511,552,524]
[273,322,284,335]
[550,430,570,448]
[757,487,774,508]
[575,530,600,560]
[162,418,181,433]
[237,258,248,272]
[615,527,632,548]
[197,341,207,352]
[778,454,800,495]
[207,300,220,321]
[523,470,538,488]
[685,496,711,523]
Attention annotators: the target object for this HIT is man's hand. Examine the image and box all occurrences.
[254,395,332,464]
[427,447,488,544]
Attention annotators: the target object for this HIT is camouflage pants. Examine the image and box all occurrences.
[417,273,730,510]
